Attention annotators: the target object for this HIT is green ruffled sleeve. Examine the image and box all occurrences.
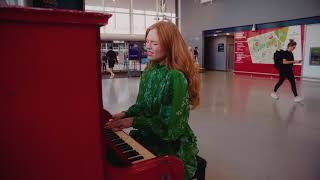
[124,93,143,118]
[132,70,190,141]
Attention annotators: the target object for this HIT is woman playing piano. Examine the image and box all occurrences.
[105,21,200,180]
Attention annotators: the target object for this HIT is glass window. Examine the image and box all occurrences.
[105,14,116,33]
[115,8,130,13]
[85,0,103,12]
[164,12,171,17]
[115,13,130,34]
[85,0,176,35]
[133,9,145,14]
[146,15,158,29]
[145,11,157,15]
[105,7,115,12]
[85,5,103,12]
[133,14,145,34]
[100,26,105,33]
[166,0,176,14]
[86,0,103,7]
[133,0,157,12]
[103,0,130,9]
[172,13,176,24]
[171,17,176,24]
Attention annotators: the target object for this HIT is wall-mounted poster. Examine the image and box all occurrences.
[247,25,302,64]
[310,47,320,65]
[234,25,304,76]
[218,43,224,52]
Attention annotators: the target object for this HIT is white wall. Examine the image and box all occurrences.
[302,24,320,79]
[181,0,320,68]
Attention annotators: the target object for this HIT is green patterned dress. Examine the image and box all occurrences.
[124,63,198,180]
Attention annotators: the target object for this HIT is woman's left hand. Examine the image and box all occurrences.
[104,117,134,131]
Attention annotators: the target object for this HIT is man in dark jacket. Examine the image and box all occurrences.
[105,46,118,78]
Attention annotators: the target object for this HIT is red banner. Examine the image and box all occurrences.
[234,25,304,76]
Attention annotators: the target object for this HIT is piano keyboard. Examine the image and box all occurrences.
[104,128,156,164]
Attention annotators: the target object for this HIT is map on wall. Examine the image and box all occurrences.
[234,25,303,76]
[247,25,302,64]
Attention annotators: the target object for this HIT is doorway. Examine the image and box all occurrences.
[226,36,234,71]
[204,34,234,71]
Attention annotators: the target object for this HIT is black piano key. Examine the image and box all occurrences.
[111,137,121,141]
[104,130,115,134]
[105,133,119,139]
[104,129,116,134]
[104,130,121,140]
[117,143,131,148]
[106,136,119,141]
[107,131,118,135]
[104,130,116,135]
[128,156,144,162]
[124,150,139,158]
[104,128,113,132]
[105,134,120,139]
[111,137,122,141]
[117,143,130,148]
[118,145,133,152]
[104,131,114,135]
[116,143,133,152]
[112,139,125,144]
[104,129,115,134]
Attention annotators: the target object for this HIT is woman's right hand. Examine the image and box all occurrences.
[112,112,126,120]
[104,117,133,131]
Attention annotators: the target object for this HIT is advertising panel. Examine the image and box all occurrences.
[234,25,304,76]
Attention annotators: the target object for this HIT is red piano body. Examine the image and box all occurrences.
[0,6,183,180]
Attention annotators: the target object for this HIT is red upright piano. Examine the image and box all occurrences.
[0,6,183,180]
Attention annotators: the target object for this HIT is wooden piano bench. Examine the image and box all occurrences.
[192,155,207,180]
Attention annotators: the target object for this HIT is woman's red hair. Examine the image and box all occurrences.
[145,21,200,109]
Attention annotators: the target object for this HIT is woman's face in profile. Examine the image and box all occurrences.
[145,29,166,62]
[288,45,296,52]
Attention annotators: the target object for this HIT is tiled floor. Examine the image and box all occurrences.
[102,71,320,180]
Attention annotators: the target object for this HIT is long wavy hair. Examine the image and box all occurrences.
[145,21,200,109]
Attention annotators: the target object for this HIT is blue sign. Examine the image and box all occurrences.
[129,47,140,60]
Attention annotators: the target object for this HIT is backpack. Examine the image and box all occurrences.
[273,50,284,70]
[107,56,115,64]
[106,51,116,64]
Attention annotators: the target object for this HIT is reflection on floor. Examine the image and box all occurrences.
[102,71,320,180]
[101,72,133,79]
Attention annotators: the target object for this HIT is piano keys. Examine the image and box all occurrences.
[102,110,184,180]
[104,128,156,165]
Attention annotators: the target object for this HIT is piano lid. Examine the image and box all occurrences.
[0,5,111,26]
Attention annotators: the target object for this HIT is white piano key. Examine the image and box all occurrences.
[114,131,156,164]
